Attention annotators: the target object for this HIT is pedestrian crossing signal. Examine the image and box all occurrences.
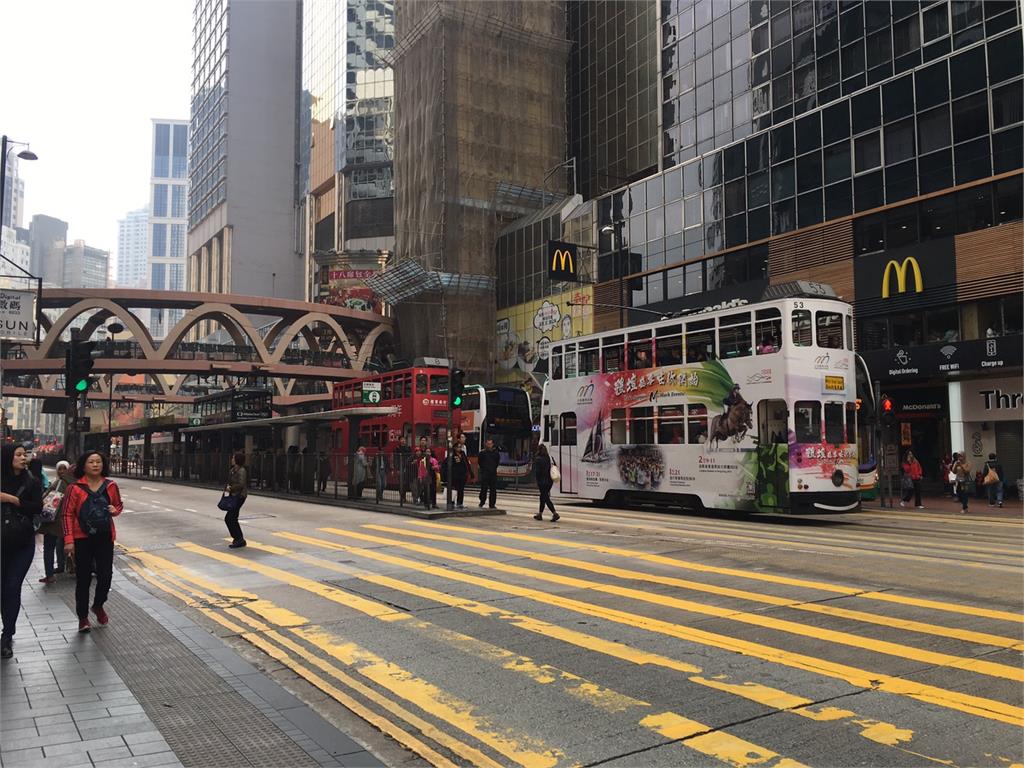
[880,394,895,427]
[449,368,465,409]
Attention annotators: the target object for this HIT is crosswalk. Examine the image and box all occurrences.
[121,502,1023,768]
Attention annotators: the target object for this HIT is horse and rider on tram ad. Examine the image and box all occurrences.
[708,383,753,450]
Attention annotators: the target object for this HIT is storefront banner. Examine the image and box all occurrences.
[960,376,1024,422]
[861,336,1022,380]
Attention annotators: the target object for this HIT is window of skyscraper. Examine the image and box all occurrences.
[151,223,167,257]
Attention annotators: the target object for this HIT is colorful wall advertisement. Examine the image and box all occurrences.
[495,286,593,385]
[319,269,382,314]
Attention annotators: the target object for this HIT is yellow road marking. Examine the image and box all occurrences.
[640,712,808,768]
[144,544,809,768]
[326,527,1024,684]
[279,530,1023,726]
[124,559,462,768]
[407,522,1024,624]
[369,524,1023,650]
[173,542,565,768]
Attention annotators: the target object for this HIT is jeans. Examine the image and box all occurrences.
[225,496,246,542]
[1,534,35,641]
[479,477,497,508]
[956,486,969,511]
[43,533,66,577]
[987,481,1004,505]
[74,534,115,620]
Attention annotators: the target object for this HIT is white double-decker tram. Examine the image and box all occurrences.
[541,283,861,515]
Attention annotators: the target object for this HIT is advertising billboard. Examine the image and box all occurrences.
[495,286,593,384]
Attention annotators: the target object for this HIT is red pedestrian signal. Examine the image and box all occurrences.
[880,394,895,426]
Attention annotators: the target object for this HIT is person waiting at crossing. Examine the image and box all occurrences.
[477,439,500,509]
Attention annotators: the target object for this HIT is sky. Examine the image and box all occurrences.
[4,0,192,273]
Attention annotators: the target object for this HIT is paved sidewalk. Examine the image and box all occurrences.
[862,490,1022,518]
[0,551,385,768]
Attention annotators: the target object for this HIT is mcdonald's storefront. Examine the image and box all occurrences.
[854,234,1023,490]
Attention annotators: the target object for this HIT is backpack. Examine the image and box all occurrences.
[78,481,112,535]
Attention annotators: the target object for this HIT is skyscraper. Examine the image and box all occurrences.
[2,155,24,230]
[61,240,109,289]
[298,0,396,305]
[28,214,68,287]
[116,206,149,289]
[188,0,302,306]
[149,119,188,337]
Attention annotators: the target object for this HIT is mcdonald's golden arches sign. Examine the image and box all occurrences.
[547,240,580,282]
[881,256,923,298]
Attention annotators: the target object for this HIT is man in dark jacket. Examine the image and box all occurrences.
[393,436,413,503]
[984,453,1005,508]
[477,438,500,509]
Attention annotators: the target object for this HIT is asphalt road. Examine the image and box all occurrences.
[110,477,1023,768]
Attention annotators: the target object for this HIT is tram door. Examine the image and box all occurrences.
[756,400,789,509]
[558,413,578,494]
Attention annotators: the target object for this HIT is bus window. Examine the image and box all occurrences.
[628,331,653,370]
[655,324,683,366]
[755,308,782,354]
[561,413,577,446]
[416,374,428,394]
[430,374,449,394]
[817,311,844,349]
[719,312,752,358]
[579,341,599,375]
[602,335,624,373]
[657,405,685,444]
[794,401,821,442]
[824,402,845,444]
[845,401,857,444]
[611,409,627,444]
[845,315,854,351]
[631,407,654,444]
[685,319,716,362]
[687,404,708,443]
[563,343,577,378]
[792,309,812,346]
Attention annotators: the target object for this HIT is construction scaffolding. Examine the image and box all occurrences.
[391,0,570,382]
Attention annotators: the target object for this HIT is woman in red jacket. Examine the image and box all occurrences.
[62,452,123,633]
[900,449,924,509]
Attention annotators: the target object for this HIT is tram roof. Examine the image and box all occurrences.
[181,405,399,433]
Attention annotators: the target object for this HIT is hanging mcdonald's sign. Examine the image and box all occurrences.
[547,240,580,282]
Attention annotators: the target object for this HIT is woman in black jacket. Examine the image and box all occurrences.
[1,444,43,658]
[532,444,559,522]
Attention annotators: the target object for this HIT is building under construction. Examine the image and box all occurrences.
[390,0,570,382]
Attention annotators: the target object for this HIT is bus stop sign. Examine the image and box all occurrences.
[362,382,382,404]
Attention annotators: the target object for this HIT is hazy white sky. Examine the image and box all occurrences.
[5,0,192,266]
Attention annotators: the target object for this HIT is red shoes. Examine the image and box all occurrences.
[38,576,56,584]
[78,618,91,633]
[92,606,109,626]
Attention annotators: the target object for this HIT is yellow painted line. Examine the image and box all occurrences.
[174,542,563,768]
[369,524,1023,651]
[557,507,1022,571]
[407,522,1024,624]
[126,552,505,768]
[263,534,939,758]
[326,527,1024,684]
[277,530,1024,726]
[640,712,807,768]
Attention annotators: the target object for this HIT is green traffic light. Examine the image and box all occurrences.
[74,378,89,393]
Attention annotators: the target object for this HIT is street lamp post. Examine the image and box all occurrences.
[106,322,124,458]
[600,220,627,328]
[0,135,38,230]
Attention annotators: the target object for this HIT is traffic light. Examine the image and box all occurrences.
[449,368,466,410]
[66,339,97,397]
[880,394,895,427]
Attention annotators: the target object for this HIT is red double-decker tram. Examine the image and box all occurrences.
[330,366,457,461]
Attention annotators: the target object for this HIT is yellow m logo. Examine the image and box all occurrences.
[552,249,574,274]
[881,256,923,298]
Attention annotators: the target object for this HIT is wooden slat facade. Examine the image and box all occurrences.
[593,280,622,332]
[955,221,1024,301]
[767,219,856,301]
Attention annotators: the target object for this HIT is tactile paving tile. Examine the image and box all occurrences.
[64,588,319,767]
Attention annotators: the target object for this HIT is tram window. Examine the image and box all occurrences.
[719,312,752,358]
[611,409,628,444]
[631,407,655,444]
[564,344,578,378]
[845,401,857,444]
[430,374,449,394]
[579,341,599,375]
[416,374,428,394]
[792,309,813,346]
[824,402,845,444]
[816,311,843,349]
[845,315,854,351]
[551,346,563,380]
[655,325,684,365]
[382,378,393,400]
[602,335,624,373]
[657,405,685,444]
[755,308,783,354]
[561,413,577,445]
[546,416,559,445]
[794,401,821,442]
[628,331,653,370]
[687,404,708,444]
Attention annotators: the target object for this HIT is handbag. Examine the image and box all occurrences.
[549,462,561,482]
[983,467,999,485]
[40,490,63,523]
[900,474,914,492]
[946,471,956,484]
[218,493,240,513]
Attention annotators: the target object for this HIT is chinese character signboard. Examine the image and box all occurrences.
[320,269,382,313]
[0,289,36,343]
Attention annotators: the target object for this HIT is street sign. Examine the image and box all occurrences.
[0,289,36,343]
[362,381,382,404]
[188,415,202,426]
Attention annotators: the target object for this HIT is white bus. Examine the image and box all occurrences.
[460,384,534,481]
[541,288,860,514]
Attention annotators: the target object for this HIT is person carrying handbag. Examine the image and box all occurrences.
[952,453,971,514]
[38,460,73,583]
[532,444,559,522]
[983,453,1005,508]
[222,452,248,548]
[1,444,43,659]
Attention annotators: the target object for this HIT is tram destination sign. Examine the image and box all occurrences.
[362,381,382,404]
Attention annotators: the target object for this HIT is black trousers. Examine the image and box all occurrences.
[74,534,115,619]
[225,496,246,541]
[453,480,465,506]
[538,483,556,516]
[479,477,497,508]
[1,533,35,640]
[902,480,922,506]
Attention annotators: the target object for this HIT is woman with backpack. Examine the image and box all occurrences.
[62,452,124,633]
[1,444,43,659]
